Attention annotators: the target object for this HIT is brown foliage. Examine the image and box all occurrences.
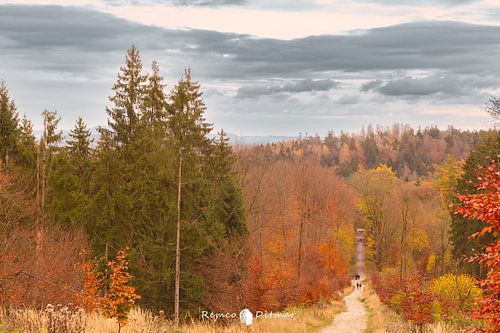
[237,157,355,311]
[0,224,87,308]
[100,247,141,328]
[0,171,87,308]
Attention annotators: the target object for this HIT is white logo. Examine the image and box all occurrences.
[239,308,253,326]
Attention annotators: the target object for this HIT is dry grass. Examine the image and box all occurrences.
[359,281,475,333]
[0,288,350,333]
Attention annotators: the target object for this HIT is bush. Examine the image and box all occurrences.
[430,274,482,314]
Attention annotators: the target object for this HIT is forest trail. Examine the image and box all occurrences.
[318,229,367,333]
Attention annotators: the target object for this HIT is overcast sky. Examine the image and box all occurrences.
[1,0,499,135]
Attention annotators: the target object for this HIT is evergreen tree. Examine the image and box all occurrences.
[40,49,248,316]
[106,45,147,145]
[13,116,37,191]
[67,117,93,157]
[142,61,167,128]
[87,128,125,243]
[167,69,212,151]
[450,130,499,276]
[361,132,379,169]
[17,116,36,168]
[40,109,62,210]
[168,69,213,324]
[48,117,93,227]
[210,130,247,237]
[0,81,20,171]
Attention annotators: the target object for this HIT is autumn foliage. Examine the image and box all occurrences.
[79,255,101,313]
[455,162,500,332]
[100,247,141,330]
[0,171,87,308]
[237,158,355,311]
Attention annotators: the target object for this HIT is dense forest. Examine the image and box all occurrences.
[252,123,482,178]
[1,46,499,332]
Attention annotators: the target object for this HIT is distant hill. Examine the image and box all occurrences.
[222,133,296,145]
[34,127,296,145]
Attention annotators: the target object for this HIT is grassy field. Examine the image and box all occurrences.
[0,288,349,333]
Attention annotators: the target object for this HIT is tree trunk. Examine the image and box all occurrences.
[41,117,47,211]
[36,143,40,208]
[174,149,182,326]
[297,219,304,284]
[105,242,109,262]
[4,150,8,173]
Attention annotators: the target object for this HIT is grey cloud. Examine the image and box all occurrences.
[236,79,339,98]
[104,0,247,6]
[358,0,478,6]
[360,80,382,92]
[336,94,361,105]
[361,74,500,99]
[179,21,500,79]
[0,4,498,132]
[379,75,466,96]
[2,5,500,80]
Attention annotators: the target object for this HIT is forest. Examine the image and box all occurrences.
[0,46,499,333]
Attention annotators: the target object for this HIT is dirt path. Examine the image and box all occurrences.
[319,230,367,333]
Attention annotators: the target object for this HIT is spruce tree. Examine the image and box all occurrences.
[142,61,167,128]
[168,69,213,324]
[17,116,36,167]
[40,109,62,210]
[168,69,212,151]
[76,51,246,315]
[67,117,93,157]
[48,117,93,227]
[106,45,147,145]
[210,130,247,236]
[16,116,37,191]
[0,81,20,171]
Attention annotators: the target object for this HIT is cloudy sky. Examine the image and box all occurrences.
[1,0,500,135]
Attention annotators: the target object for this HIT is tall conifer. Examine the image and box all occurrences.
[67,117,93,157]
[142,61,167,128]
[106,46,147,145]
[0,81,20,171]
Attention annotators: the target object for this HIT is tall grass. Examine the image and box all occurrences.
[0,289,348,333]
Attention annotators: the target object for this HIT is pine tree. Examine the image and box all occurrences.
[168,69,213,324]
[106,46,147,145]
[40,109,62,210]
[87,128,125,246]
[67,117,92,157]
[0,81,20,172]
[210,130,247,237]
[168,69,212,151]
[48,117,93,227]
[142,61,167,128]
[361,131,379,169]
[17,116,36,168]
[12,116,37,191]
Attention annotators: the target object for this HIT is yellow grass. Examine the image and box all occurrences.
[0,288,350,333]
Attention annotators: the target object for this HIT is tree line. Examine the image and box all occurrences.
[260,123,484,178]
